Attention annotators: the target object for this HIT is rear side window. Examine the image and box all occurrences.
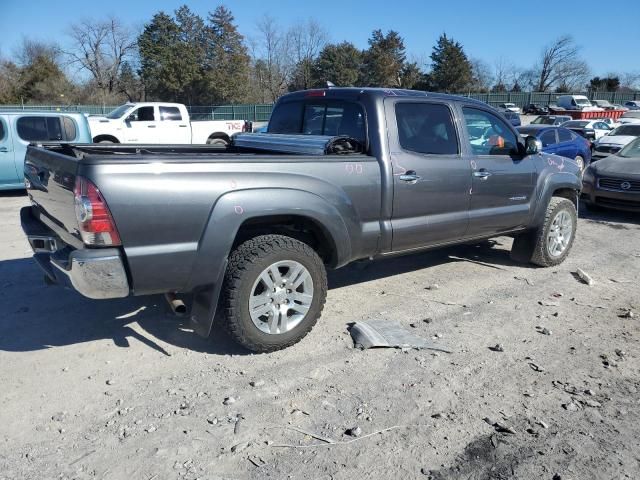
[0,120,5,141]
[269,101,366,142]
[540,130,557,147]
[16,116,75,142]
[395,103,459,155]
[558,129,574,143]
[160,106,182,121]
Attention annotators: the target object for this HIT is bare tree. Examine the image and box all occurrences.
[493,57,514,90]
[533,35,589,92]
[65,17,136,101]
[251,15,294,102]
[619,71,640,91]
[14,37,60,66]
[469,57,493,92]
[288,19,328,90]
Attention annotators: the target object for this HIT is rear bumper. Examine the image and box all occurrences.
[21,206,130,299]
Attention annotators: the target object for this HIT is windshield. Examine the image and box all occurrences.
[612,125,640,136]
[618,137,640,158]
[563,121,589,128]
[532,116,557,125]
[575,98,591,106]
[106,104,134,119]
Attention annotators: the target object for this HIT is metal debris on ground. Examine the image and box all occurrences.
[349,319,452,352]
[489,344,504,352]
[617,309,634,319]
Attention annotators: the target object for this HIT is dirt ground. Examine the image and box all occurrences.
[1,190,638,480]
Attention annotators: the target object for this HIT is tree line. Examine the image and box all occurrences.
[1,4,639,106]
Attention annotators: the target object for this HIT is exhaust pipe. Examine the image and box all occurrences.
[165,292,187,316]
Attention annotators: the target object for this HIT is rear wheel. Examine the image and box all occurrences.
[575,155,585,171]
[206,136,229,147]
[221,235,327,352]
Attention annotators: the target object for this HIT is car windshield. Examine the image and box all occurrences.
[612,125,640,136]
[563,121,589,128]
[595,100,611,106]
[618,138,640,158]
[575,98,591,106]
[532,116,557,125]
[106,104,134,119]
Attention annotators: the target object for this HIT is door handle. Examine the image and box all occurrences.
[0,147,8,153]
[399,170,421,183]
[147,125,157,128]
[178,125,187,127]
[473,169,492,179]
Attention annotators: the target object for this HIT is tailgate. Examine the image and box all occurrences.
[24,144,83,248]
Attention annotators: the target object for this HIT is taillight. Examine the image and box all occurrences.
[74,176,121,246]
[305,89,326,97]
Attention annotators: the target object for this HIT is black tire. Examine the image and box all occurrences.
[206,137,229,146]
[221,234,327,352]
[511,197,577,267]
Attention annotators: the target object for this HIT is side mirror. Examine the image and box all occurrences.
[525,136,542,155]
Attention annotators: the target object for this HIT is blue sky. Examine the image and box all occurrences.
[3,0,639,77]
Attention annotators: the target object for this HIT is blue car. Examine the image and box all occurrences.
[517,125,591,171]
[502,111,521,127]
[0,111,92,190]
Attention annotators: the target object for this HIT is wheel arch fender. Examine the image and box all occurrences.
[532,171,580,228]
[187,188,352,337]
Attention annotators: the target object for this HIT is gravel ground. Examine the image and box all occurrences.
[1,191,638,480]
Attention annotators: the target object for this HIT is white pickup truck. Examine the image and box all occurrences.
[88,102,250,145]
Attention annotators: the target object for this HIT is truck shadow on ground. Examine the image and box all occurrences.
[0,239,519,357]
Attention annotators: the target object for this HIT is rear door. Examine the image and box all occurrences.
[0,116,18,187]
[461,106,535,237]
[387,99,471,251]
[539,129,559,155]
[122,106,159,143]
[556,128,578,159]
[158,105,190,144]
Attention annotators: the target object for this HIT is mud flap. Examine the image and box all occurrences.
[510,230,537,263]
[189,259,228,338]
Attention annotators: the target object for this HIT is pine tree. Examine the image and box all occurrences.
[311,42,362,87]
[429,33,473,92]
[360,30,406,87]
[202,6,251,104]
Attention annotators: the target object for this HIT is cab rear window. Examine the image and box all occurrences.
[268,101,366,143]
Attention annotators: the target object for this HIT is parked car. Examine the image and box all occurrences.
[502,111,521,127]
[523,103,549,115]
[624,101,640,111]
[88,102,250,146]
[517,125,592,170]
[0,111,91,190]
[21,88,581,352]
[591,124,640,160]
[531,115,572,126]
[498,102,521,113]
[617,111,640,125]
[556,95,600,111]
[561,119,612,141]
[594,117,619,129]
[590,99,616,110]
[612,104,629,111]
[582,137,640,211]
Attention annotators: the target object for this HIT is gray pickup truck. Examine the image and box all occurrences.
[21,88,582,352]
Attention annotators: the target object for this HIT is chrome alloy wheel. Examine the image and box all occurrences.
[547,210,573,257]
[248,260,314,334]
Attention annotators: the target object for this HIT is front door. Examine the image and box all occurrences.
[123,106,159,143]
[0,117,18,188]
[461,106,536,237]
[387,100,471,251]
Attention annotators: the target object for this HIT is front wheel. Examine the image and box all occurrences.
[575,155,585,171]
[511,197,577,267]
[221,235,327,352]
